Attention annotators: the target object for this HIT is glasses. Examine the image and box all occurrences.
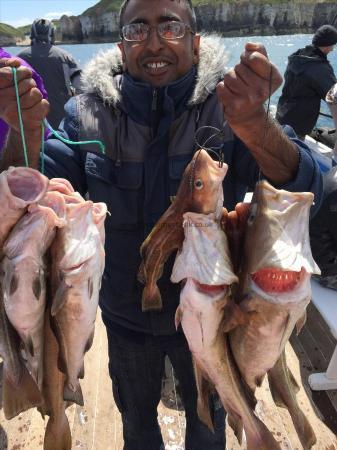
[121,21,195,42]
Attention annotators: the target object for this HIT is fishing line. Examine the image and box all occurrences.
[11,67,106,173]
[258,65,273,183]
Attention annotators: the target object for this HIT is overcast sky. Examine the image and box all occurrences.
[0,0,98,28]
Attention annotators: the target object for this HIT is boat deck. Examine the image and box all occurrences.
[1,302,337,450]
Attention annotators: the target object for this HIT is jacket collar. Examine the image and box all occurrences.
[81,35,228,107]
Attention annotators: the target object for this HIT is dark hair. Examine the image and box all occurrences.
[30,18,55,45]
[119,0,197,33]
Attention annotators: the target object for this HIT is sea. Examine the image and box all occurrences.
[4,33,337,128]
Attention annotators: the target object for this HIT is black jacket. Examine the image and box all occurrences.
[276,45,336,136]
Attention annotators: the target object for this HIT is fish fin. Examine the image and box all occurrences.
[296,311,307,335]
[228,414,243,445]
[63,381,84,406]
[141,285,162,311]
[137,261,146,284]
[254,374,265,388]
[25,335,35,357]
[44,411,72,450]
[2,364,42,419]
[78,362,85,379]
[193,361,214,432]
[245,417,281,450]
[84,330,95,353]
[51,281,69,316]
[288,368,300,393]
[174,306,182,330]
[219,300,247,333]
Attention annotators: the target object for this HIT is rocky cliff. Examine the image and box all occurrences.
[58,1,337,43]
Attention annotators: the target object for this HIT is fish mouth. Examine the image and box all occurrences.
[251,267,306,293]
[194,280,228,296]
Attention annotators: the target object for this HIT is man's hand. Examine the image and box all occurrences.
[216,43,299,186]
[216,42,282,127]
[0,58,49,170]
[0,60,49,133]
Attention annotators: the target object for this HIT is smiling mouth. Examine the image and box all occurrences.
[145,61,170,71]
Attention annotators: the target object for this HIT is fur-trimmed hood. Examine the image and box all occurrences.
[81,34,228,107]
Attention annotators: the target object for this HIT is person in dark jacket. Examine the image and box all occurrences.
[276,24,337,139]
[0,1,323,449]
[17,18,82,129]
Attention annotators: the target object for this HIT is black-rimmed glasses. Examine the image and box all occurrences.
[121,21,195,42]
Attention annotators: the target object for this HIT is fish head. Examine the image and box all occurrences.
[244,180,320,302]
[175,149,227,217]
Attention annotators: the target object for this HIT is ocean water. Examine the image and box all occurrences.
[4,33,337,128]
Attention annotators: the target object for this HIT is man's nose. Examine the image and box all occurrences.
[146,27,164,52]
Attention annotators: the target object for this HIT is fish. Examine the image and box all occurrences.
[139,149,228,311]
[228,181,320,448]
[50,199,106,405]
[172,211,281,450]
[0,166,49,254]
[229,180,320,390]
[268,350,317,449]
[1,191,66,389]
[48,178,75,196]
[40,307,72,450]
[0,286,42,419]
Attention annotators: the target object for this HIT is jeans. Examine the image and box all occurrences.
[102,315,225,450]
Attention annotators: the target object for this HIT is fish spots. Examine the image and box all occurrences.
[9,274,18,295]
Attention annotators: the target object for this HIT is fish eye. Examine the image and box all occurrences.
[194,179,204,190]
[248,203,257,225]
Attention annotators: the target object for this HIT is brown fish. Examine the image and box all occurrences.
[268,350,317,449]
[172,211,281,450]
[50,199,106,405]
[0,166,49,254]
[229,181,319,447]
[139,149,228,311]
[40,307,72,450]
[1,191,66,389]
[0,287,42,419]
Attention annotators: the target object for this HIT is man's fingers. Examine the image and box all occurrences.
[244,42,268,58]
[240,51,283,90]
[0,57,21,69]
[0,66,33,88]
[4,99,50,131]
[19,87,43,109]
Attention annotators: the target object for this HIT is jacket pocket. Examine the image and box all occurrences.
[168,154,193,200]
[85,153,143,230]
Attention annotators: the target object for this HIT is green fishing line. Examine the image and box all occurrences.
[11,67,106,172]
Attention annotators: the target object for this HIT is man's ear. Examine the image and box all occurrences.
[117,41,127,70]
[192,34,201,65]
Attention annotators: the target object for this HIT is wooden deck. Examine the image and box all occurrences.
[1,303,337,450]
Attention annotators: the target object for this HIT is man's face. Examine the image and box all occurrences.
[118,0,200,87]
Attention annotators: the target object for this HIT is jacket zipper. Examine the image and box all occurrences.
[151,89,158,139]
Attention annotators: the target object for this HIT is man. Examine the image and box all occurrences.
[17,18,81,129]
[276,24,337,139]
[0,1,322,449]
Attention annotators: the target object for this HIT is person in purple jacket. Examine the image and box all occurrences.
[0,48,49,153]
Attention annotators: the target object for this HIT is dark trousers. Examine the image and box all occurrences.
[102,315,225,450]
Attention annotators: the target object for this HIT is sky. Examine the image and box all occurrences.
[0,0,99,28]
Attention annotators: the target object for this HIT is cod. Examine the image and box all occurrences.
[139,149,227,311]
[229,180,319,449]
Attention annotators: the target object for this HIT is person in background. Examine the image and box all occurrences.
[0,1,323,449]
[276,24,337,140]
[17,18,82,129]
[0,49,49,153]
[326,82,337,160]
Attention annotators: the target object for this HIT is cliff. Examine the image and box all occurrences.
[58,1,337,43]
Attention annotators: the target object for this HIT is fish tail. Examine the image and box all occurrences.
[141,284,162,311]
[2,364,42,419]
[44,414,72,450]
[245,417,281,450]
[63,380,84,406]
